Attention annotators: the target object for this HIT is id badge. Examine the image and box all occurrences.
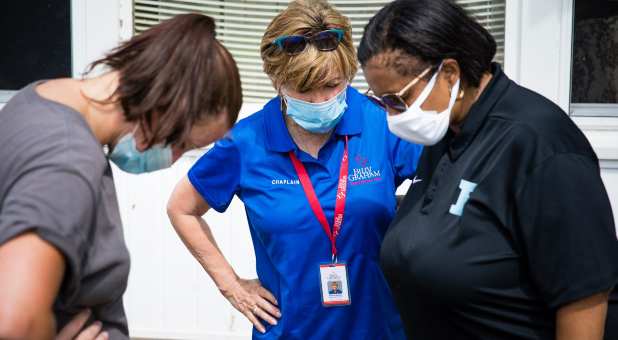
[319,263,351,306]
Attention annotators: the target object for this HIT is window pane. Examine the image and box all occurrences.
[457,0,505,65]
[134,0,506,103]
[572,0,618,104]
[0,2,72,91]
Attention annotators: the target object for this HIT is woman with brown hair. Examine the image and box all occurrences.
[167,1,422,339]
[0,13,241,339]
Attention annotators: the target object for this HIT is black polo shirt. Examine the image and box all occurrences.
[381,63,618,340]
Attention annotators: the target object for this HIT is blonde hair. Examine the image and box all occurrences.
[260,0,358,92]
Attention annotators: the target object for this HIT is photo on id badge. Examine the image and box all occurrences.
[319,263,351,306]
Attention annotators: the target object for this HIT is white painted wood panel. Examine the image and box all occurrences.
[114,155,256,339]
[116,106,261,340]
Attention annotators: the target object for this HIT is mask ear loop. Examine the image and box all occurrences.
[446,78,461,113]
[409,62,443,111]
[279,91,288,113]
[277,85,290,113]
[441,67,461,115]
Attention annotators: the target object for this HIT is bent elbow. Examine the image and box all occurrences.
[166,197,182,222]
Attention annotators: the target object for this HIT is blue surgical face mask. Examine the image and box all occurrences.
[109,133,173,174]
[283,87,348,133]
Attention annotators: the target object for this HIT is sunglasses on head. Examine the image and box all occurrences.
[365,66,434,113]
[272,28,345,55]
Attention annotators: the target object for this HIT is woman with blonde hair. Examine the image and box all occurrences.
[167,1,421,338]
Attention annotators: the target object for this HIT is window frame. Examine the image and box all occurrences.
[568,0,618,117]
[0,0,85,104]
[571,103,618,117]
[0,91,14,103]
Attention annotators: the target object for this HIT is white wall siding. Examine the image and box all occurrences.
[114,155,256,339]
[117,106,262,339]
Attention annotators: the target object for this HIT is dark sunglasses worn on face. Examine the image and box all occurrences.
[365,66,434,113]
[272,29,345,55]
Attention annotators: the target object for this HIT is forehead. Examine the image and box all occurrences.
[363,52,425,95]
[283,72,345,93]
[363,62,406,96]
[185,112,230,147]
[367,50,424,71]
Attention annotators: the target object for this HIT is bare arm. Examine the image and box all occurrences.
[0,233,63,339]
[0,233,110,340]
[167,176,281,333]
[556,291,610,340]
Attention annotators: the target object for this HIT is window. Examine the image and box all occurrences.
[459,0,506,64]
[571,0,618,116]
[0,1,72,102]
[134,0,506,103]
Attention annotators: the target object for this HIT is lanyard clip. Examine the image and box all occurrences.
[332,254,338,264]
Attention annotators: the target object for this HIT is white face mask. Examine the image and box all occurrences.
[387,63,460,145]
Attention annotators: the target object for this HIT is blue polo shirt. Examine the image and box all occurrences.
[188,87,422,339]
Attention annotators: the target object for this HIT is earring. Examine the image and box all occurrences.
[457,88,465,100]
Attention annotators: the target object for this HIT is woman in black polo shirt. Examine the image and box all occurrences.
[358,0,618,339]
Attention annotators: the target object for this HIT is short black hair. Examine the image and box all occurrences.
[358,0,496,87]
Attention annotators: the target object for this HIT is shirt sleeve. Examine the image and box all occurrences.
[387,131,424,186]
[0,162,96,298]
[515,153,618,309]
[188,135,241,213]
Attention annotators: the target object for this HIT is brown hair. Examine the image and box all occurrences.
[260,0,358,93]
[88,13,242,148]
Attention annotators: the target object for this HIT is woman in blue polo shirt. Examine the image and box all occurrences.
[166,1,421,339]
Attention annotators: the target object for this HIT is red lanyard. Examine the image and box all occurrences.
[289,136,349,261]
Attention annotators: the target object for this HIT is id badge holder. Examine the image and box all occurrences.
[319,262,351,307]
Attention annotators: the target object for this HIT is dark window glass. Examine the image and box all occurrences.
[572,0,618,104]
[0,1,72,90]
